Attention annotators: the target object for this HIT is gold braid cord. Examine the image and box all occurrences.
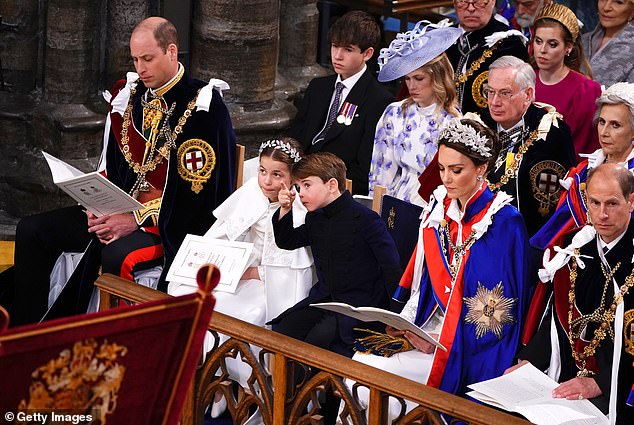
[568,253,634,377]
[120,84,201,196]
[487,130,539,192]
[454,43,497,85]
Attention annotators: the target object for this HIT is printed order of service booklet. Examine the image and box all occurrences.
[311,302,446,351]
[467,362,609,425]
[166,234,254,293]
[43,151,143,217]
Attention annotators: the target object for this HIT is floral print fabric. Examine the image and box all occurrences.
[369,100,453,206]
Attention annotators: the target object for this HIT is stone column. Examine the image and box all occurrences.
[105,0,152,89]
[0,0,39,93]
[44,0,100,104]
[190,0,295,154]
[277,0,328,101]
[0,0,105,221]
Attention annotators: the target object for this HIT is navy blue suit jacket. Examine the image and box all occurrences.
[288,70,393,195]
[271,191,402,353]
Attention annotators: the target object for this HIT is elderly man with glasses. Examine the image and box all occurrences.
[485,55,575,237]
[446,0,529,119]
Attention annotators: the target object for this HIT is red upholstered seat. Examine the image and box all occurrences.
[0,264,219,425]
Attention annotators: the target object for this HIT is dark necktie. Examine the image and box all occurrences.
[603,245,609,254]
[312,82,345,145]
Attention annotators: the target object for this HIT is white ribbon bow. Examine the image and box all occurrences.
[538,226,596,283]
[196,78,230,112]
[107,72,139,116]
[484,30,528,48]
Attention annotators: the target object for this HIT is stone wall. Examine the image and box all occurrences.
[0,0,326,227]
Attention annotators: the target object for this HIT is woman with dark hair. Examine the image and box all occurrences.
[342,115,532,420]
[532,3,602,158]
[582,0,634,86]
[368,20,461,206]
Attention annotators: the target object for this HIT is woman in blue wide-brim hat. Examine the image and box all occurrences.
[368,20,462,206]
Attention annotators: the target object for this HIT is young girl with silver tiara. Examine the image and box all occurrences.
[168,137,315,419]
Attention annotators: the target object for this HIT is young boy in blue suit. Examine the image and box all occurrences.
[270,152,401,358]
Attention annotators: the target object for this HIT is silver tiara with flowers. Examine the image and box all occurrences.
[377,19,453,71]
[438,115,492,158]
[259,139,302,163]
[601,82,634,109]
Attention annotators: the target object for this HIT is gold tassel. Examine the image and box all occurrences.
[353,328,413,357]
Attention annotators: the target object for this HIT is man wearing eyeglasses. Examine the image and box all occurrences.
[446,0,529,120]
[486,55,575,237]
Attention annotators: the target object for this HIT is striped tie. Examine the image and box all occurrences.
[312,82,345,145]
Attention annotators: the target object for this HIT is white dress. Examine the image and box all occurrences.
[168,177,315,386]
[369,101,454,206]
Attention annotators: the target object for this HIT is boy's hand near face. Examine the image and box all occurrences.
[278,181,296,218]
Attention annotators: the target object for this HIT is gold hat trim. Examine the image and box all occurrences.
[536,3,580,42]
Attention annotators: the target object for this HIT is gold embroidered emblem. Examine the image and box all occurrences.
[471,71,489,109]
[387,206,396,229]
[529,160,567,216]
[177,138,216,194]
[134,197,162,225]
[624,309,634,361]
[464,282,516,339]
[17,338,127,424]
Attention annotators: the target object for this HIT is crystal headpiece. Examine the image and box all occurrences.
[376,19,462,82]
[535,3,580,41]
[438,115,492,158]
[601,82,634,109]
[259,139,302,163]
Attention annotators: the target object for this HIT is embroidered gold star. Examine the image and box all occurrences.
[464,282,516,339]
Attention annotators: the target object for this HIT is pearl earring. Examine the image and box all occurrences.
[477,175,483,182]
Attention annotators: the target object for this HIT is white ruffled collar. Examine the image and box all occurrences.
[422,184,513,242]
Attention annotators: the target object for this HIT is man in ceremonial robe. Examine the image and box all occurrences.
[418,55,575,237]
[447,0,528,120]
[511,163,634,424]
[4,17,236,326]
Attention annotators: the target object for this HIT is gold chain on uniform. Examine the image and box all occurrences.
[487,130,539,192]
[120,83,200,195]
[568,252,634,377]
[439,219,478,280]
[454,42,499,85]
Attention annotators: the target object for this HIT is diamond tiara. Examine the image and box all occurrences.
[259,139,302,163]
[438,117,492,158]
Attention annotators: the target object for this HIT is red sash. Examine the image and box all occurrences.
[425,190,494,387]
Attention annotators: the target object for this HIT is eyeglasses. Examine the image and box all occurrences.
[455,0,490,9]
[482,85,524,101]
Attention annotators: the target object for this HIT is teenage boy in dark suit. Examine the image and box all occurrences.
[288,10,393,195]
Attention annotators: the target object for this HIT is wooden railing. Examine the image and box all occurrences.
[96,273,531,425]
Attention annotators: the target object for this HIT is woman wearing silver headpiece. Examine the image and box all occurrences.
[525,82,634,347]
[168,137,314,419]
[368,20,461,206]
[341,116,532,421]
